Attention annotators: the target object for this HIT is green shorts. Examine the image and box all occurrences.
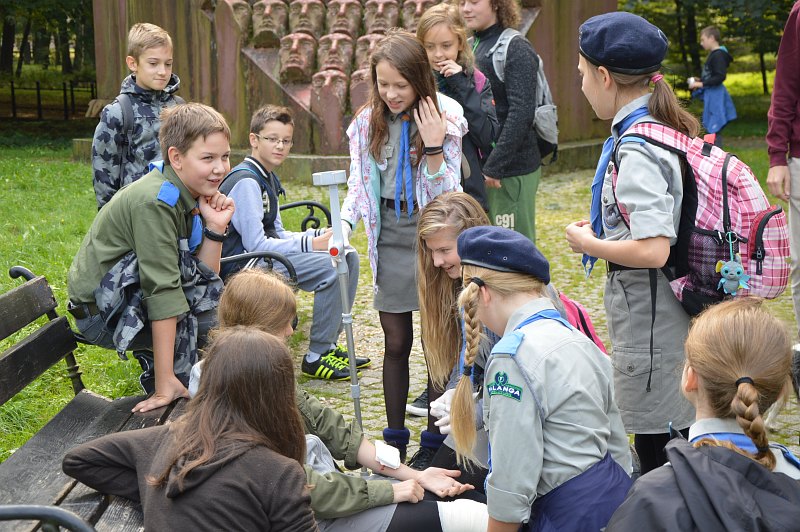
[486,167,541,243]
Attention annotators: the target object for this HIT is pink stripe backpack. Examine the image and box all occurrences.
[612,122,789,316]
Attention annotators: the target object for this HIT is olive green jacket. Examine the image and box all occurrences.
[297,390,394,519]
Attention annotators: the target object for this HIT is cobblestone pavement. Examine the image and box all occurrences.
[283,170,800,466]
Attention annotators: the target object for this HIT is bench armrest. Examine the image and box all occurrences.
[279,201,332,232]
[0,505,96,532]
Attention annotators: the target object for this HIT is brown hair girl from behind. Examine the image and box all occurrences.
[366,28,440,163]
[417,192,490,389]
[216,268,297,337]
[153,327,306,489]
[684,297,794,470]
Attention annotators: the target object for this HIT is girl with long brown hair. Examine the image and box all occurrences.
[606,298,800,531]
[63,326,317,531]
[341,28,467,461]
[452,225,631,532]
[565,11,701,475]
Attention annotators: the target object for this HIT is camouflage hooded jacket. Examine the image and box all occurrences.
[92,73,182,209]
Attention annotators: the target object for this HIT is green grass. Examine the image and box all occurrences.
[0,141,329,462]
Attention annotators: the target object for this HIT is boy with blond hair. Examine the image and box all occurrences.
[92,22,184,209]
[219,104,368,381]
[69,103,234,413]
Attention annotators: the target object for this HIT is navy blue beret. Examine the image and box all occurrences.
[457,226,550,284]
[579,11,668,75]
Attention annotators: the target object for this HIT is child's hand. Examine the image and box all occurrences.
[437,59,463,77]
[414,96,447,149]
[484,175,502,189]
[312,228,333,251]
[565,220,596,254]
[417,467,474,498]
[132,375,189,413]
[392,479,424,503]
[199,191,235,233]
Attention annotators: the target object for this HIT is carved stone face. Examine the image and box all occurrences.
[326,0,362,38]
[355,34,382,71]
[317,33,354,74]
[252,0,288,47]
[312,69,349,107]
[288,0,326,39]
[401,0,435,31]
[364,0,399,34]
[349,67,370,111]
[279,32,318,82]
[227,0,252,34]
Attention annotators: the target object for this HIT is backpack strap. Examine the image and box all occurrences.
[487,28,520,83]
[116,93,134,157]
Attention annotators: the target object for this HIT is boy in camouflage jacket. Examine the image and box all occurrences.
[92,22,183,209]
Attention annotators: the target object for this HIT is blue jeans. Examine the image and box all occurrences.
[274,250,359,354]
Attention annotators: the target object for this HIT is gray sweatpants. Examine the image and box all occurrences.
[274,249,360,355]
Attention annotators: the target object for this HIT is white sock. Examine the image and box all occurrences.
[305,351,322,363]
[437,499,489,532]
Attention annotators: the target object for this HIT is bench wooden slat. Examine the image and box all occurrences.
[73,399,187,530]
[0,391,143,528]
[0,276,57,343]
[0,317,77,406]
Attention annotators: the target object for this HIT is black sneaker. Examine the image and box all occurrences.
[302,353,355,381]
[405,389,428,417]
[407,446,436,471]
[330,345,371,369]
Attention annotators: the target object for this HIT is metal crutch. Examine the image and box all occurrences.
[312,170,365,437]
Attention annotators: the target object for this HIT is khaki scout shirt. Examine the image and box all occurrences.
[68,166,196,321]
[483,298,631,524]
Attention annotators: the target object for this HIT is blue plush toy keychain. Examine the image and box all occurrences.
[716,252,750,295]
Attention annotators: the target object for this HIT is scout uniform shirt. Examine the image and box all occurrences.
[483,298,631,524]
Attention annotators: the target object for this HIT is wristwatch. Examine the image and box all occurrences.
[203,226,228,242]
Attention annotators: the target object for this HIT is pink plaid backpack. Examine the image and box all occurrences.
[612,122,789,316]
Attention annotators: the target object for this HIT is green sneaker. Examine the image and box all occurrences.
[302,353,354,381]
[330,345,371,369]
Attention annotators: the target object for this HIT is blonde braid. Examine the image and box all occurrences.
[451,280,481,464]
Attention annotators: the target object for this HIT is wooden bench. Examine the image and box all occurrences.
[0,201,330,531]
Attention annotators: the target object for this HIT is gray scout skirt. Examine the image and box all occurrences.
[374,202,419,313]
[604,268,695,434]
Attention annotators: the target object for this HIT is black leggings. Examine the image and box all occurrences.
[635,428,689,475]
[380,311,414,429]
[386,501,443,532]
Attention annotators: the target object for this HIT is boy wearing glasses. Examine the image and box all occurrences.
[219,105,367,380]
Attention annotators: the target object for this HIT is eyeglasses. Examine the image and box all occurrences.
[254,133,294,147]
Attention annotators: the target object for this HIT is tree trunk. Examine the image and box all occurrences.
[15,15,32,78]
[58,22,71,73]
[685,2,702,75]
[0,15,15,75]
[760,51,769,95]
[675,0,690,75]
[33,26,50,68]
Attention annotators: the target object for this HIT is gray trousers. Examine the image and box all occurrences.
[789,158,800,338]
[274,250,359,355]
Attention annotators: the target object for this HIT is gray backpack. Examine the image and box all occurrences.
[478,28,558,163]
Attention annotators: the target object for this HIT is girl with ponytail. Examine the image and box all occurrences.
[607,298,800,531]
[452,225,631,532]
[566,11,700,474]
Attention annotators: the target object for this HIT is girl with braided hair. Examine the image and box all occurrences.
[607,297,800,531]
[451,225,631,532]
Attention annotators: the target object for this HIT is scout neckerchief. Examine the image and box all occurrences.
[583,105,650,276]
[149,160,203,253]
[188,204,203,252]
[690,431,800,470]
[394,112,414,220]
